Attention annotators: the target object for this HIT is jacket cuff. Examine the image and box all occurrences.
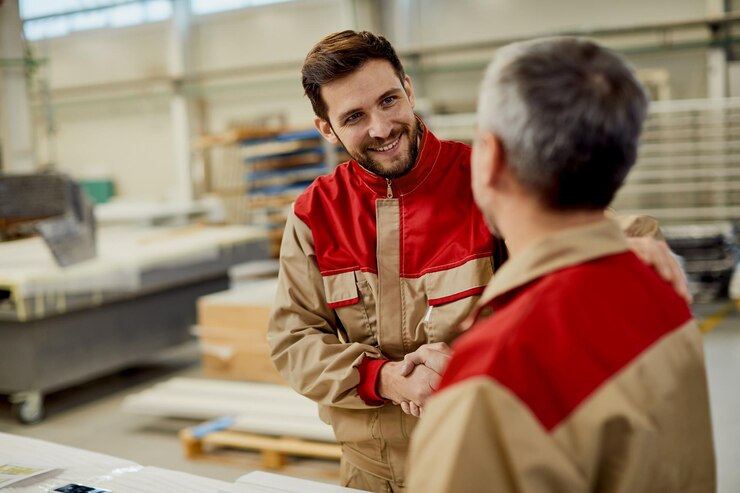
[357,357,389,406]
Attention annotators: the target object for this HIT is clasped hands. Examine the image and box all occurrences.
[377,342,451,418]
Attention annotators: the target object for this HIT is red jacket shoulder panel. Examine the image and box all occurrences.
[440,252,693,431]
[294,163,378,274]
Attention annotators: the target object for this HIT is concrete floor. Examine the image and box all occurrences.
[696,299,740,493]
[0,300,738,491]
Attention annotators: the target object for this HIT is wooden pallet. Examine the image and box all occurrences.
[180,427,342,470]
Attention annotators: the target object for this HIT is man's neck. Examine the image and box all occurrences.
[497,198,605,258]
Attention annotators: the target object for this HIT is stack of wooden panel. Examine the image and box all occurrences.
[197,278,284,384]
[242,129,328,257]
[200,127,349,257]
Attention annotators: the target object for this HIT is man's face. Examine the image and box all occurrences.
[315,59,420,179]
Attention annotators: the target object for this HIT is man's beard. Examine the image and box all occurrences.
[341,121,421,180]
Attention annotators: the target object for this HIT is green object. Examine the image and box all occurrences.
[79,179,115,204]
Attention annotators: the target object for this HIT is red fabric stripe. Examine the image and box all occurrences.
[327,297,359,309]
[428,286,486,306]
[438,252,693,431]
[357,358,389,406]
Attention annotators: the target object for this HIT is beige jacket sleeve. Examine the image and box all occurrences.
[408,377,586,493]
[268,210,383,409]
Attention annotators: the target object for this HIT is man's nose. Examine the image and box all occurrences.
[368,112,392,140]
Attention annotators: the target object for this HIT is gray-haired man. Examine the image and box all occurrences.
[408,37,715,493]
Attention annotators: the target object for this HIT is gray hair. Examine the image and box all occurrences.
[477,37,648,209]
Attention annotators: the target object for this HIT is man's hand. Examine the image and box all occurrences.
[399,342,452,377]
[377,343,452,417]
[378,360,440,417]
[626,237,692,304]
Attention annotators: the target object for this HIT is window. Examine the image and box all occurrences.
[190,0,290,16]
[22,0,172,41]
[21,0,293,41]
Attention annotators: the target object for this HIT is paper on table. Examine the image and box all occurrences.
[97,466,232,493]
[0,464,56,488]
[221,471,367,493]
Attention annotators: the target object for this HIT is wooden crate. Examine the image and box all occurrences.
[197,280,285,384]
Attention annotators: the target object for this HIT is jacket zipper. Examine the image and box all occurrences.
[386,179,393,198]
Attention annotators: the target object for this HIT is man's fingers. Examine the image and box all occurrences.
[627,237,692,303]
[401,401,411,415]
[656,242,675,281]
[429,372,441,391]
[400,354,421,376]
[626,237,650,264]
[654,241,693,304]
[409,402,421,417]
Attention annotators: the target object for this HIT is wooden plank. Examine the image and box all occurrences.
[249,193,301,209]
[249,152,324,172]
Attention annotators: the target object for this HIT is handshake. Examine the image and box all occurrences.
[377,342,452,417]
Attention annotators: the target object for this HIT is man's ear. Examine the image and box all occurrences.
[314,116,339,144]
[478,130,507,189]
[483,132,509,187]
[403,75,415,108]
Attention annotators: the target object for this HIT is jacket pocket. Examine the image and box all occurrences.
[420,257,493,343]
[323,271,377,346]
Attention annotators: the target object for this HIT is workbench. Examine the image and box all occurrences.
[0,224,269,423]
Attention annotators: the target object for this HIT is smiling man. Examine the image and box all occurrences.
[268,31,491,492]
[315,58,421,180]
[267,30,691,493]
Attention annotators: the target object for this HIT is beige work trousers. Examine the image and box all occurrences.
[340,456,406,493]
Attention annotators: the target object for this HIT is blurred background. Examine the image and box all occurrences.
[0,0,739,492]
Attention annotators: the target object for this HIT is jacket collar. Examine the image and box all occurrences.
[351,117,442,197]
[478,218,630,308]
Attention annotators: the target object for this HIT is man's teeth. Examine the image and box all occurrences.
[371,138,399,152]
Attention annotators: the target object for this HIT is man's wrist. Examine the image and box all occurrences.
[357,358,389,406]
[377,360,403,402]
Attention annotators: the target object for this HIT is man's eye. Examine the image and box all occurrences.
[346,113,362,124]
[382,96,397,106]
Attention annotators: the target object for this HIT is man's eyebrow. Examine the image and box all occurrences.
[337,88,404,122]
[338,106,363,123]
[377,88,402,102]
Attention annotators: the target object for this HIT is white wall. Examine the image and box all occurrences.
[382,0,708,50]
[37,23,169,89]
[191,0,351,133]
[39,97,173,199]
[192,0,351,71]
[27,0,721,200]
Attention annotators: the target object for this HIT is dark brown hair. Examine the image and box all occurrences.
[302,30,406,122]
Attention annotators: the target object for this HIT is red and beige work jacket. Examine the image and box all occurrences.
[408,219,716,493]
[268,126,497,483]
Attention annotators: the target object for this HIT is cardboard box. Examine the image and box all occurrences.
[197,278,285,384]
